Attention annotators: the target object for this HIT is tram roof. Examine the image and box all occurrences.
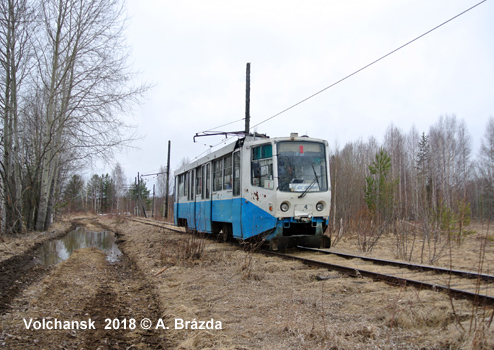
[174,134,328,176]
[175,138,241,176]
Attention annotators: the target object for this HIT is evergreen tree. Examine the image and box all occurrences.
[100,174,114,213]
[416,132,430,178]
[128,179,151,215]
[364,147,397,224]
[416,132,432,210]
[128,179,150,201]
[63,175,85,212]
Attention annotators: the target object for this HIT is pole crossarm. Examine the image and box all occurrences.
[193,130,246,143]
[141,171,166,177]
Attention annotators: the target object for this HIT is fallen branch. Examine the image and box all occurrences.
[315,275,341,281]
[154,266,169,276]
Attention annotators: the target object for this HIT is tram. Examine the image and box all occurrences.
[174,133,331,250]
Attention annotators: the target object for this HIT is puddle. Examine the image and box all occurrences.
[34,227,122,265]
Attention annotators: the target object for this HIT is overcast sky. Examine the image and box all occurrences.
[96,0,493,187]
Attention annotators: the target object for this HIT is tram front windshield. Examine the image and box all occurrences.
[277,141,328,193]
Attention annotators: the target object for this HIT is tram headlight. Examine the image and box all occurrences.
[280,202,290,212]
[316,202,324,211]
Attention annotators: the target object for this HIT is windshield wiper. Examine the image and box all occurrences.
[311,164,320,188]
[298,178,317,198]
[298,165,320,199]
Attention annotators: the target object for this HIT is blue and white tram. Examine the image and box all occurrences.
[174,133,331,250]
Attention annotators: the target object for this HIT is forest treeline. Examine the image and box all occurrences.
[330,115,494,257]
[63,164,172,220]
[331,115,494,223]
[0,0,146,234]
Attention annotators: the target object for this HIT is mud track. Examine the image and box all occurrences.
[0,218,169,349]
[2,216,494,349]
[0,222,78,315]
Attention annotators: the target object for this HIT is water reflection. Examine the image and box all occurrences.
[35,227,122,265]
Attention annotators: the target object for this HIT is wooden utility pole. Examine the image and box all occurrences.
[137,172,141,216]
[134,176,138,216]
[152,184,155,218]
[164,140,171,219]
[245,62,250,135]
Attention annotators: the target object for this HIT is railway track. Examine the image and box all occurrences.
[263,247,494,306]
[129,216,185,233]
[298,246,494,282]
[129,216,494,305]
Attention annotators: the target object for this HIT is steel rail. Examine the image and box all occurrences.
[128,217,494,305]
[129,217,185,234]
[298,246,494,283]
[262,250,494,306]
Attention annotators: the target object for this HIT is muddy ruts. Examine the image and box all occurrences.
[0,253,49,314]
[0,222,77,314]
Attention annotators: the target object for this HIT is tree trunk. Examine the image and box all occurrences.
[1,0,25,234]
[44,168,59,229]
[35,151,52,231]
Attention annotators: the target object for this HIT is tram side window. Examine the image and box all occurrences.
[233,151,240,196]
[196,166,202,196]
[213,158,223,191]
[201,165,206,199]
[205,163,211,198]
[188,170,194,201]
[223,155,232,190]
[178,175,184,197]
[184,173,189,198]
[251,144,274,189]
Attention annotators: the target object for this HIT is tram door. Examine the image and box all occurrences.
[194,167,202,231]
[173,176,179,225]
[190,169,196,230]
[195,164,211,233]
[232,151,242,238]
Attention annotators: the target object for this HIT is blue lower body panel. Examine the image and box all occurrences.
[175,198,277,239]
[195,201,212,232]
[240,200,277,239]
[175,201,195,229]
[174,198,329,249]
[212,199,233,223]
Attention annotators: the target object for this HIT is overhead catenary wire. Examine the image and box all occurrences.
[193,119,245,152]
[206,118,245,132]
[251,0,487,129]
[192,136,237,161]
[192,0,486,161]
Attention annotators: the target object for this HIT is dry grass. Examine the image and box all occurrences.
[333,220,494,272]
[331,219,494,349]
[106,218,494,349]
[239,236,265,280]
[112,212,129,225]
[160,231,207,266]
[8,215,487,349]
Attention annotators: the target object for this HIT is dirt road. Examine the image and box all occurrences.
[1,218,168,349]
[1,216,493,349]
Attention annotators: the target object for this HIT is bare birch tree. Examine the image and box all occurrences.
[0,0,36,233]
[111,162,125,213]
[478,116,494,219]
[32,0,146,230]
[384,124,406,218]
[406,126,420,219]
